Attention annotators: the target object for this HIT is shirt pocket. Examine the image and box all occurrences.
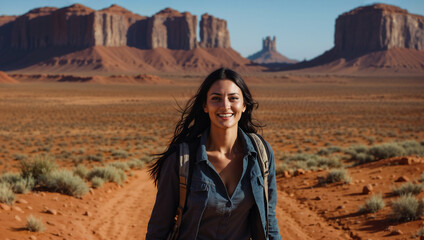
[187,180,209,209]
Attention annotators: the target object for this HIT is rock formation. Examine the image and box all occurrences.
[334,4,424,55]
[0,4,228,52]
[199,13,230,48]
[147,8,197,50]
[248,36,297,64]
[289,3,424,73]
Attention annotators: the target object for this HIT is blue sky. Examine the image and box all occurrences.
[1,0,423,60]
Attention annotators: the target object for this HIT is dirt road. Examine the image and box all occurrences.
[74,170,350,240]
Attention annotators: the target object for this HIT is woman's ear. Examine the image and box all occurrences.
[203,103,208,113]
[242,103,246,113]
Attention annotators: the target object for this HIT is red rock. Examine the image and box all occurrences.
[294,169,306,176]
[395,176,409,182]
[362,184,373,194]
[282,171,291,178]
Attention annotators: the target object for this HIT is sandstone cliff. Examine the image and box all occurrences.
[0,4,229,52]
[199,13,230,48]
[147,8,197,50]
[289,3,424,73]
[335,4,424,55]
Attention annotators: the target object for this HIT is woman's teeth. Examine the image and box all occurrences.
[218,114,233,117]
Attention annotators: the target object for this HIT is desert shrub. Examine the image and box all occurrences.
[345,140,424,164]
[391,194,423,221]
[420,173,424,183]
[108,162,130,171]
[26,215,45,232]
[392,182,423,196]
[91,176,104,188]
[359,194,385,213]
[0,183,15,204]
[111,149,129,159]
[275,163,290,177]
[73,164,89,179]
[367,142,405,160]
[140,155,154,163]
[398,140,424,156]
[86,154,104,162]
[40,170,89,198]
[87,166,126,185]
[323,168,352,184]
[415,227,424,238]
[0,173,35,194]
[12,153,27,161]
[127,159,145,169]
[20,155,57,182]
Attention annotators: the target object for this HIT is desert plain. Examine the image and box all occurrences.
[0,72,423,240]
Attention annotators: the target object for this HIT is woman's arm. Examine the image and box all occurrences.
[146,152,179,240]
[266,143,282,240]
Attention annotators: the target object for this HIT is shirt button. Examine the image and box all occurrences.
[226,201,232,207]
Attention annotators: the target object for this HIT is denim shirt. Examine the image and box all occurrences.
[146,128,281,240]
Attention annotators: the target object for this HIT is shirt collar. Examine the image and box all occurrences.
[196,127,258,163]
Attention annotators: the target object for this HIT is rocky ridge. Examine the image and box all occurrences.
[0,4,230,51]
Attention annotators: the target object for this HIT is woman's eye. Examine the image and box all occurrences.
[230,97,239,101]
[211,97,220,101]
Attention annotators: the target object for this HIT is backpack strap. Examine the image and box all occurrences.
[247,133,270,239]
[167,142,190,240]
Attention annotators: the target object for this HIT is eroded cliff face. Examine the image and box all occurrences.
[335,4,424,54]
[199,13,230,48]
[147,8,197,50]
[1,4,227,52]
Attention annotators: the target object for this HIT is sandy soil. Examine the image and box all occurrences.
[0,76,423,239]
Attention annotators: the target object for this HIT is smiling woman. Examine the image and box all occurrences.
[146,68,282,240]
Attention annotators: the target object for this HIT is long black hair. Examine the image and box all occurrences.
[149,67,262,185]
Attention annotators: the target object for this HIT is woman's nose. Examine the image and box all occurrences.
[221,98,230,109]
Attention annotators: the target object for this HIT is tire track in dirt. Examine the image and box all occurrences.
[88,170,156,240]
[276,191,350,239]
[78,170,350,240]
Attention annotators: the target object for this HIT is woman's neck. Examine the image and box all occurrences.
[207,126,240,155]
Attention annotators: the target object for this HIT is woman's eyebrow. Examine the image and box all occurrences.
[210,92,240,96]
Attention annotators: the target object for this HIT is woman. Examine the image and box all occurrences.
[146,68,281,240]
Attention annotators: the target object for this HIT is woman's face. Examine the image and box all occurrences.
[203,79,246,131]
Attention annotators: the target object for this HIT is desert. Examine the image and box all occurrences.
[0,1,424,240]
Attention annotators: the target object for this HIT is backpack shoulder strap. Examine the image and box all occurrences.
[167,142,189,240]
[247,133,270,238]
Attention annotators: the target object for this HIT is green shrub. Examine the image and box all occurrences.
[108,162,130,171]
[323,168,352,184]
[111,149,129,159]
[73,164,89,179]
[20,155,57,182]
[40,170,89,198]
[26,215,45,232]
[392,182,423,196]
[391,194,423,221]
[415,227,424,238]
[367,142,405,160]
[0,183,15,204]
[275,163,289,177]
[127,159,145,169]
[91,176,104,188]
[12,153,27,161]
[0,173,35,194]
[87,166,126,185]
[359,194,385,213]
